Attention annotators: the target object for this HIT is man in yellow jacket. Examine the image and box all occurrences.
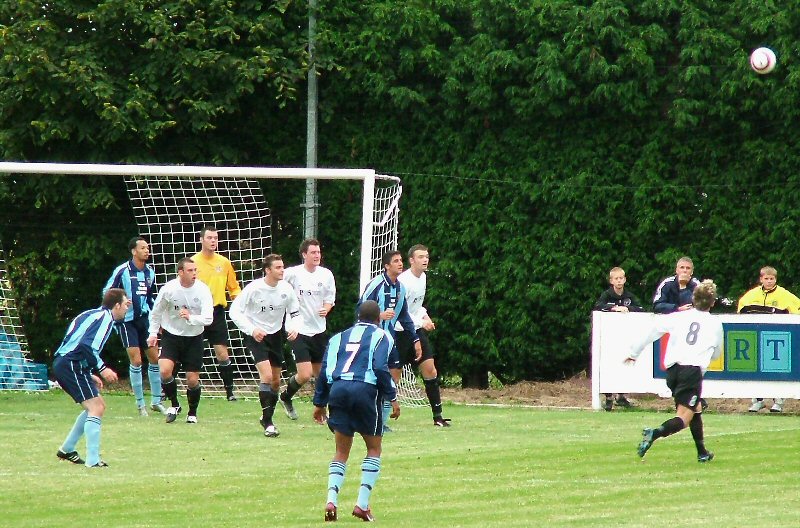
[192,226,242,401]
[737,265,800,413]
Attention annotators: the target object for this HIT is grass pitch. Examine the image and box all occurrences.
[1,390,799,527]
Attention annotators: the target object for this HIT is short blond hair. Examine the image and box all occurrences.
[693,279,717,311]
[608,266,625,278]
[760,266,777,278]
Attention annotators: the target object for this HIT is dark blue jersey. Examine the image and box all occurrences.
[357,272,418,343]
[103,259,156,322]
[653,275,700,314]
[313,322,396,407]
[54,307,115,371]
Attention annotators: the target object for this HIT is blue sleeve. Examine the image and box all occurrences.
[395,289,419,342]
[104,264,133,299]
[313,344,332,407]
[84,315,114,371]
[146,266,156,310]
[356,277,381,319]
[372,335,397,401]
[102,266,123,296]
[313,349,332,406]
[358,277,381,304]
[653,279,676,314]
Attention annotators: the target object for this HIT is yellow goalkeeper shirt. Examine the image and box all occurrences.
[191,252,241,307]
[737,285,800,314]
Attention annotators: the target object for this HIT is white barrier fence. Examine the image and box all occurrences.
[590,311,800,410]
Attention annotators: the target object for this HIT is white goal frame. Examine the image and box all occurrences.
[0,162,428,406]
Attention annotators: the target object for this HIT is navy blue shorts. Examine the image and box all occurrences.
[53,356,99,404]
[327,381,384,437]
[245,333,285,366]
[291,333,328,364]
[116,316,150,350]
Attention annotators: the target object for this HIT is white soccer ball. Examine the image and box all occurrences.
[750,47,776,74]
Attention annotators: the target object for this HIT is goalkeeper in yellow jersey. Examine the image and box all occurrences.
[738,265,800,413]
[192,226,242,401]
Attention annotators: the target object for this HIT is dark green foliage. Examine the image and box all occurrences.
[3,1,800,384]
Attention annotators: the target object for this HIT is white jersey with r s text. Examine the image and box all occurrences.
[283,264,336,336]
[148,278,214,337]
[230,278,301,336]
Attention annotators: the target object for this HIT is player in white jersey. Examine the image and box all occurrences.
[230,254,301,437]
[278,238,336,420]
[625,280,722,462]
[396,244,451,427]
[147,258,214,424]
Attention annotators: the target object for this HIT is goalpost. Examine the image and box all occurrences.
[0,162,428,406]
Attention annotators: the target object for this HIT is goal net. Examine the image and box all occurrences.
[124,175,272,397]
[0,162,427,406]
[0,247,45,390]
[126,173,426,407]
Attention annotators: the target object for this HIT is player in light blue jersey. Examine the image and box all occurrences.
[313,300,399,522]
[103,236,163,416]
[357,250,421,431]
[52,288,128,467]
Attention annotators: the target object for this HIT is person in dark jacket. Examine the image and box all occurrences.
[594,267,644,410]
[653,257,700,314]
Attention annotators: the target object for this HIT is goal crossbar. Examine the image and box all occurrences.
[0,162,400,292]
[0,162,381,181]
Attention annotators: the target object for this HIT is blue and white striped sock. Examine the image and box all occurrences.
[356,456,381,510]
[147,363,162,405]
[327,461,347,505]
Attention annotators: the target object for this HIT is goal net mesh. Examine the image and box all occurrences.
[0,247,43,390]
[124,175,427,407]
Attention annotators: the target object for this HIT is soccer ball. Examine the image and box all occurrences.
[750,47,776,74]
